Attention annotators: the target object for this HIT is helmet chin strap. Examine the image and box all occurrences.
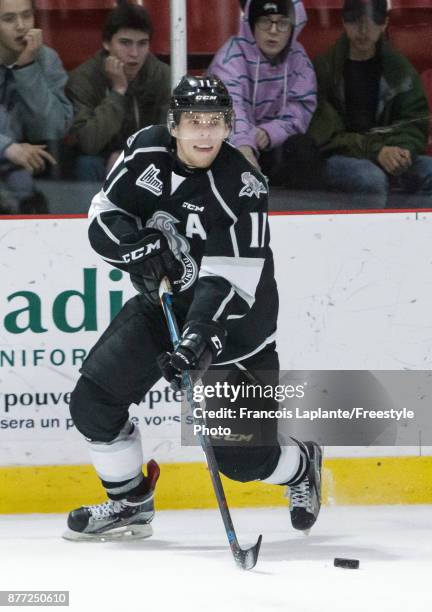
[173,144,210,173]
[174,151,197,172]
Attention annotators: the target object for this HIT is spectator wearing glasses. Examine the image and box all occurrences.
[209,0,319,188]
[308,0,432,208]
[66,3,170,183]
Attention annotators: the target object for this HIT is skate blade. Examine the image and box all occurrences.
[302,529,311,536]
[62,523,153,542]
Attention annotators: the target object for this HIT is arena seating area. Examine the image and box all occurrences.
[31,0,432,213]
[34,0,432,74]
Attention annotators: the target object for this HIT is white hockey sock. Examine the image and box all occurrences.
[261,438,302,485]
[87,422,144,494]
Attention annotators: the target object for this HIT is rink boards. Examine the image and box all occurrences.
[1,211,432,512]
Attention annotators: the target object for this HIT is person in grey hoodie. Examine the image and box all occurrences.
[0,0,73,213]
[209,0,319,188]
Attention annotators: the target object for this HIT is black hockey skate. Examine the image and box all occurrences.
[63,460,160,542]
[286,442,322,533]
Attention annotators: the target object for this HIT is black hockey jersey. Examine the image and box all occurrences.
[88,125,278,364]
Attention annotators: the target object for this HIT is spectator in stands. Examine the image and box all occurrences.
[308,0,432,208]
[0,0,72,213]
[209,0,319,188]
[66,3,170,183]
[421,70,432,156]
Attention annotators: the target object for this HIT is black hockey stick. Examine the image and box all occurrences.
[159,277,262,570]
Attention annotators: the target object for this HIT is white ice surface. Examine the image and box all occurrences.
[0,505,431,612]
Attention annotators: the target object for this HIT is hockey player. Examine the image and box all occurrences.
[64,75,322,541]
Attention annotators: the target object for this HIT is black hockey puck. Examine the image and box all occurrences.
[334,558,360,569]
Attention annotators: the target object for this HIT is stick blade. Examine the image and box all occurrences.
[233,534,262,570]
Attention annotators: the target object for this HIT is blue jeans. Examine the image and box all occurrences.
[324,155,432,209]
[75,155,106,183]
[0,161,34,213]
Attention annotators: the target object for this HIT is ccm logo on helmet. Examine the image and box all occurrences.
[195,95,218,101]
[121,240,161,263]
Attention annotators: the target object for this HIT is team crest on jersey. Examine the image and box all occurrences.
[136,164,163,196]
[146,211,198,291]
[239,172,267,199]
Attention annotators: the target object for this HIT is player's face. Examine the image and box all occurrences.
[103,28,150,81]
[253,14,291,59]
[0,0,34,56]
[343,15,387,59]
[173,112,230,169]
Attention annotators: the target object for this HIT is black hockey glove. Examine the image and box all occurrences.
[119,229,183,305]
[158,321,227,391]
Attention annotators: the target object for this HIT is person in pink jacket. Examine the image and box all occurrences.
[209,0,319,187]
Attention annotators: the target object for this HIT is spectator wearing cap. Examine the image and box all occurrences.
[308,0,432,208]
[66,3,170,182]
[209,0,319,188]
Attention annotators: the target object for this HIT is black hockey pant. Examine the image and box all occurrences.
[70,294,281,483]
